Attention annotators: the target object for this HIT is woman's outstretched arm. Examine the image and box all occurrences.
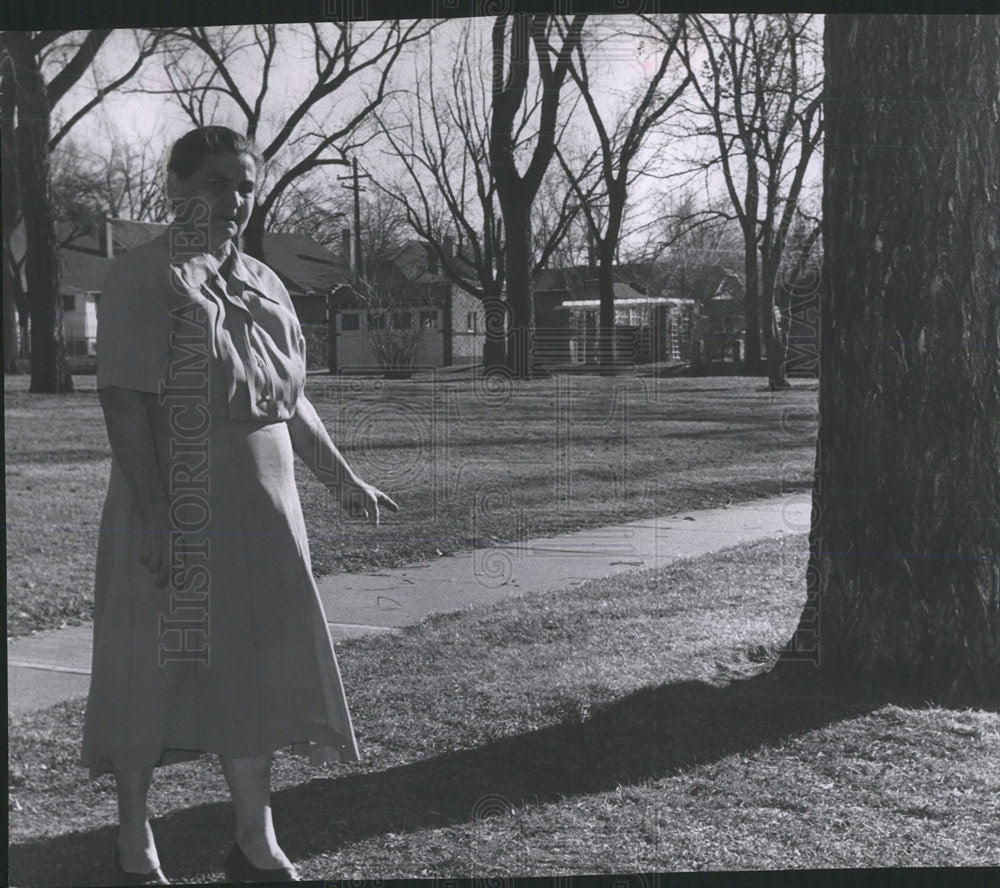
[287,394,399,525]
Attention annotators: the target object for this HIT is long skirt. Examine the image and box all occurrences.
[81,415,360,775]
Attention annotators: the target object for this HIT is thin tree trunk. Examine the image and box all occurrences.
[502,195,533,378]
[597,241,616,375]
[787,15,1000,703]
[761,252,790,390]
[742,226,763,374]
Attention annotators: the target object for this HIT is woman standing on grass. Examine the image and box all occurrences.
[82,125,398,884]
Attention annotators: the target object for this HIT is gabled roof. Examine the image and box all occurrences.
[370,239,478,287]
[259,230,348,296]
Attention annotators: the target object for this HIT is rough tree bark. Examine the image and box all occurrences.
[788,15,1000,703]
[2,59,22,373]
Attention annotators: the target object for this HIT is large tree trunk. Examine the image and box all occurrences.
[788,15,1000,703]
[6,33,73,392]
[2,62,22,374]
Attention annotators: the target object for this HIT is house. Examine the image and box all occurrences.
[327,239,485,374]
[51,217,347,367]
[681,265,745,365]
[532,264,696,366]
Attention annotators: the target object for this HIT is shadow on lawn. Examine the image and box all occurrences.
[9,663,880,887]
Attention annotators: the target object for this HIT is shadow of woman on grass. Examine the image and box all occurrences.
[9,660,886,886]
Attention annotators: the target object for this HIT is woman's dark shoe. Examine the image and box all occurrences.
[113,845,170,885]
[223,842,299,883]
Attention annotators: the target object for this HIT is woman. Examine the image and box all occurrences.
[82,126,398,884]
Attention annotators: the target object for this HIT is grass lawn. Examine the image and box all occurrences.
[8,535,998,885]
[5,371,819,637]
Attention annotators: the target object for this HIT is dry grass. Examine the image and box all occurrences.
[5,372,818,636]
[8,535,998,885]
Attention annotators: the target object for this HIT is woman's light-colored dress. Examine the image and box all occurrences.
[82,231,360,775]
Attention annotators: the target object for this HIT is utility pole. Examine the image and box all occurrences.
[337,157,369,279]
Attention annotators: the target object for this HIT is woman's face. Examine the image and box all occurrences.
[172,151,257,248]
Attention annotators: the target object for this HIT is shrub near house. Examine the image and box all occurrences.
[328,240,484,375]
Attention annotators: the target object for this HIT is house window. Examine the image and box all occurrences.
[391,309,413,329]
[62,294,76,312]
[341,313,360,331]
[419,310,439,329]
[466,311,478,333]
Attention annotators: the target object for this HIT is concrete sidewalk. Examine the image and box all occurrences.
[7,492,812,715]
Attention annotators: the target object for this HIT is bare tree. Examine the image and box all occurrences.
[555,14,690,372]
[151,22,437,261]
[786,15,999,702]
[50,133,172,235]
[679,14,823,388]
[371,22,505,316]
[530,158,596,272]
[643,191,746,370]
[370,19,586,352]
[489,13,587,377]
[0,29,162,390]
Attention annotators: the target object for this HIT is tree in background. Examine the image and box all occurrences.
[51,132,172,227]
[788,15,999,702]
[370,21,506,318]
[678,14,823,388]
[1,29,161,389]
[489,13,587,377]
[653,192,744,370]
[154,22,436,261]
[371,18,588,370]
[556,14,690,374]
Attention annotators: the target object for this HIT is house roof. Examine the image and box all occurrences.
[534,265,649,302]
[59,247,111,293]
[534,261,744,304]
[259,230,348,296]
[371,239,478,287]
[51,217,347,297]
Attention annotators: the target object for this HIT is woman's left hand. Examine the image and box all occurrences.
[337,475,399,525]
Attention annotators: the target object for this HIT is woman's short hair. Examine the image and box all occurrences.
[167,126,258,180]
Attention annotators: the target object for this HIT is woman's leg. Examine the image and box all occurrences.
[115,766,160,872]
[219,755,294,870]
